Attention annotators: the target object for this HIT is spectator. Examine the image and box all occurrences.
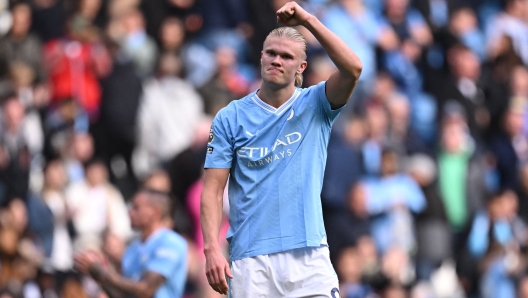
[93,37,142,199]
[322,0,398,89]
[133,52,203,178]
[0,2,45,84]
[322,115,366,210]
[43,14,112,120]
[159,17,185,55]
[486,0,528,65]
[489,97,528,190]
[198,45,250,116]
[0,199,43,297]
[336,245,377,298]
[364,148,426,255]
[65,159,132,252]
[468,190,527,298]
[448,6,486,61]
[437,103,487,235]
[39,158,77,293]
[362,101,390,176]
[432,44,493,139]
[166,117,211,222]
[62,132,94,184]
[383,0,433,47]
[0,96,40,204]
[407,154,452,280]
[325,182,371,261]
[30,0,68,42]
[117,8,158,78]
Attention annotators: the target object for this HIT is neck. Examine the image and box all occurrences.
[141,222,165,242]
[257,82,297,109]
[9,32,26,42]
[387,11,405,23]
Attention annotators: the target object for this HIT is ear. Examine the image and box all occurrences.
[297,60,307,74]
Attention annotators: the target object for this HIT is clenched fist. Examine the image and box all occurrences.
[276,1,313,27]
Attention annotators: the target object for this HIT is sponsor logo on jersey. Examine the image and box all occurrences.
[237,132,301,167]
[208,128,214,143]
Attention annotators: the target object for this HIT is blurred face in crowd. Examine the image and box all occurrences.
[385,0,409,17]
[44,160,67,190]
[387,95,410,132]
[507,0,528,18]
[449,8,478,35]
[80,0,102,20]
[216,46,238,70]
[366,104,389,139]
[143,171,171,193]
[449,47,480,80]
[502,190,519,220]
[373,73,396,101]
[72,133,94,163]
[123,9,145,33]
[519,276,528,298]
[10,3,31,38]
[3,98,25,132]
[336,247,362,283]
[383,285,407,298]
[504,109,525,137]
[348,183,368,216]
[441,121,466,153]
[168,0,194,9]
[381,150,399,176]
[511,66,528,96]
[9,199,28,234]
[305,56,335,87]
[85,162,108,186]
[160,17,185,51]
[356,236,378,265]
[129,193,160,230]
[343,118,366,145]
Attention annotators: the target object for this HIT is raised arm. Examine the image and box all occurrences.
[201,168,232,295]
[277,2,363,109]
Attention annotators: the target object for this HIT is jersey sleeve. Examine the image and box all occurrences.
[204,110,234,169]
[146,238,187,279]
[314,81,345,125]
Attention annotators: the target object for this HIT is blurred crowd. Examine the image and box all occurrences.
[0,0,527,297]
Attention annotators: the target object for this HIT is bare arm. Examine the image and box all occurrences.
[89,265,165,298]
[277,2,363,109]
[201,168,232,295]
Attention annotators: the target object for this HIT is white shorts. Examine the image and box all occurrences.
[229,246,340,298]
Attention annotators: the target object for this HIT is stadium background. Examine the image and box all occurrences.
[0,0,527,297]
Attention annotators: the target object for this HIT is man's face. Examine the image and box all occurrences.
[261,37,306,88]
[129,194,157,229]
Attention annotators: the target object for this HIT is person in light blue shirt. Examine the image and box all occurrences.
[322,0,398,86]
[74,189,188,298]
[200,2,363,297]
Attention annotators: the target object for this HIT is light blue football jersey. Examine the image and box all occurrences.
[205,81,343,261]
[121,229,188,298]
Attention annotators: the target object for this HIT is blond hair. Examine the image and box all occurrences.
[266,27,307,87]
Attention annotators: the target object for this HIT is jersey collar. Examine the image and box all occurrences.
[251,88,301,115]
